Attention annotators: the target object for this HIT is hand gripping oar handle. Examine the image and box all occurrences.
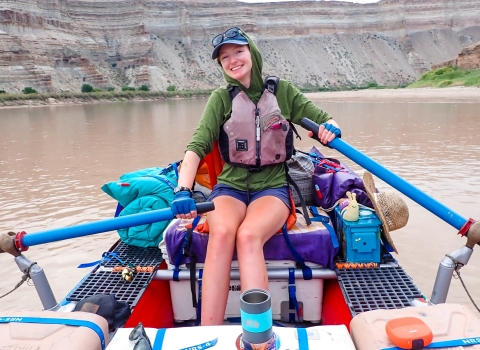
[301,118,478,242]
[14,202,215,252]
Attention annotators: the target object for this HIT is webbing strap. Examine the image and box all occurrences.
[281,225,312,280]
[285,168,311,226]
[159,161,181,178]
[77,252,123,269]
[381,336,480,349]
[144,174,176,190]
[173,215,201,283]
[172,231,187,281]
[309,206,339,249]
[288,268,300,322]
[297,328,309,349]
[172,161,179,178]
[195,268,203,326]
[152,328,166,350]
[0,317,106,350]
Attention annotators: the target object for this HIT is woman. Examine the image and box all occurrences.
[171,27,341,325]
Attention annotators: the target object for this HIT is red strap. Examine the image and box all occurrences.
[458,218,476,237]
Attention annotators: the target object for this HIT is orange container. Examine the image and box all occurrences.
[350,303,480,350]
[0,310,109,350]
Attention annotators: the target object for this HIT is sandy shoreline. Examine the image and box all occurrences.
[0,86,478,108]
[305,86,480,103]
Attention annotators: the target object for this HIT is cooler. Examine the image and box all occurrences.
[169,275,324,323]
[335,206,382,263]
[350,303,480,350]
[160,212,339,323]
[0,310,109,350]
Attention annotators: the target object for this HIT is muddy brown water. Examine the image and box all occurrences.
[1,98,479,316]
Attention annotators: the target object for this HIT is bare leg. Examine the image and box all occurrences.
[201,195,246,325]
[236,196,289,291]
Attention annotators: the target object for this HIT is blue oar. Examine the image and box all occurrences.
[15,202,214,251]
[300,118,476,237]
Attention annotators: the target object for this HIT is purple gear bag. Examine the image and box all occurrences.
[310,146,372,209]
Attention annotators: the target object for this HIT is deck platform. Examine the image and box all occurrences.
[66,241,163,307]
[335,248,424,316]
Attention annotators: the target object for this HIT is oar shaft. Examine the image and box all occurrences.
[301,118,467,230]
[330,138,466,229]
[19,202,214,249]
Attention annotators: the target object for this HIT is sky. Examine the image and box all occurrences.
[239,0,381,3]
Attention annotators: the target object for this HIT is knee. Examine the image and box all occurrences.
[236,227,261,252]
[209,226,235,250]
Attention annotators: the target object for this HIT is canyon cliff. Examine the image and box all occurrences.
[1,0,480,93]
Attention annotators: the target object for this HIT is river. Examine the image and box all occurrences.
[1,97,479,315]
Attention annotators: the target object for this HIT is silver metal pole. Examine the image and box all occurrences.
[429,245,473,305]
[154,267,338,281]
[14,255,58,311]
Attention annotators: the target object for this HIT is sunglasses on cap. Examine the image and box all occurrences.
[129,322,152,350]
[211,27,246,48]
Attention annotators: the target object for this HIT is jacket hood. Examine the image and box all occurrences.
[221,32,264,104]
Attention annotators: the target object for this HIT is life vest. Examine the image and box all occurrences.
[218,76,294,172]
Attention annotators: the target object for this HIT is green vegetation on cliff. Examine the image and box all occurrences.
[409,66,480,88]
[0,89,213,106]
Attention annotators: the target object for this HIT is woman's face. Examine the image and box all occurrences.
[218,44,252,88]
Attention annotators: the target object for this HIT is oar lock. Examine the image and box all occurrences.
[0,232,21,257]
[464,220,480,248]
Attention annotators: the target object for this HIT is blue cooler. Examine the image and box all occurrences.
[334,207,382,263]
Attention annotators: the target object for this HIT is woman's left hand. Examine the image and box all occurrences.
[308,120,341,145]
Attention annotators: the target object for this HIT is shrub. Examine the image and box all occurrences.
[366,82,378,88]
[139,84,150,92]
[0,90,6,94]
[22,87,37,94]
[111,63,117,68]
[464,75,480,87]
[107,87,115,91]
[81,84,93,93]
[166,85,176,92]
[434,67,453,75]
[92,88,103,92]
[121,86,135,91]
[439,80,453,87]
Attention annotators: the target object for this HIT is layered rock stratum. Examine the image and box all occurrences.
[1,0,480,93]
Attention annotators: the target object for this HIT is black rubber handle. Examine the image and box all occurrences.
[300,118,321,143]
[196,202,215,214]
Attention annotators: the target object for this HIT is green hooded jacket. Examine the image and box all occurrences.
[186,34,331,192]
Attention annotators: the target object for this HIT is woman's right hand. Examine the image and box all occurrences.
[171,191,197,219]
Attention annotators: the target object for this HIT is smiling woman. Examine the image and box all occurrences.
[170,26,341,328]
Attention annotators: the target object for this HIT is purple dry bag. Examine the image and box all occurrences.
[310,147,372,209]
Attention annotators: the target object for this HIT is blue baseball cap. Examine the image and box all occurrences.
[211,31,249,60]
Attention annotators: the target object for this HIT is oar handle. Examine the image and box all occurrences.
[196,202,215,214]
[301,118,322,143]
[15,202,215,251]
[301,118,476,238]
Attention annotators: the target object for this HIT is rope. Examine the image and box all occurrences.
[319,199,341,213]
[452,262,480,313]
[0,262,37,299]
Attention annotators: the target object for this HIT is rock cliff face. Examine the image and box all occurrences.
[433,41,480,70]
[1,0,480,93]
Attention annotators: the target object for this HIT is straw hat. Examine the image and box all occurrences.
[362,171,409,254]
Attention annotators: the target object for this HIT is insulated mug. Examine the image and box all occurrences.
[240,289,273,345]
